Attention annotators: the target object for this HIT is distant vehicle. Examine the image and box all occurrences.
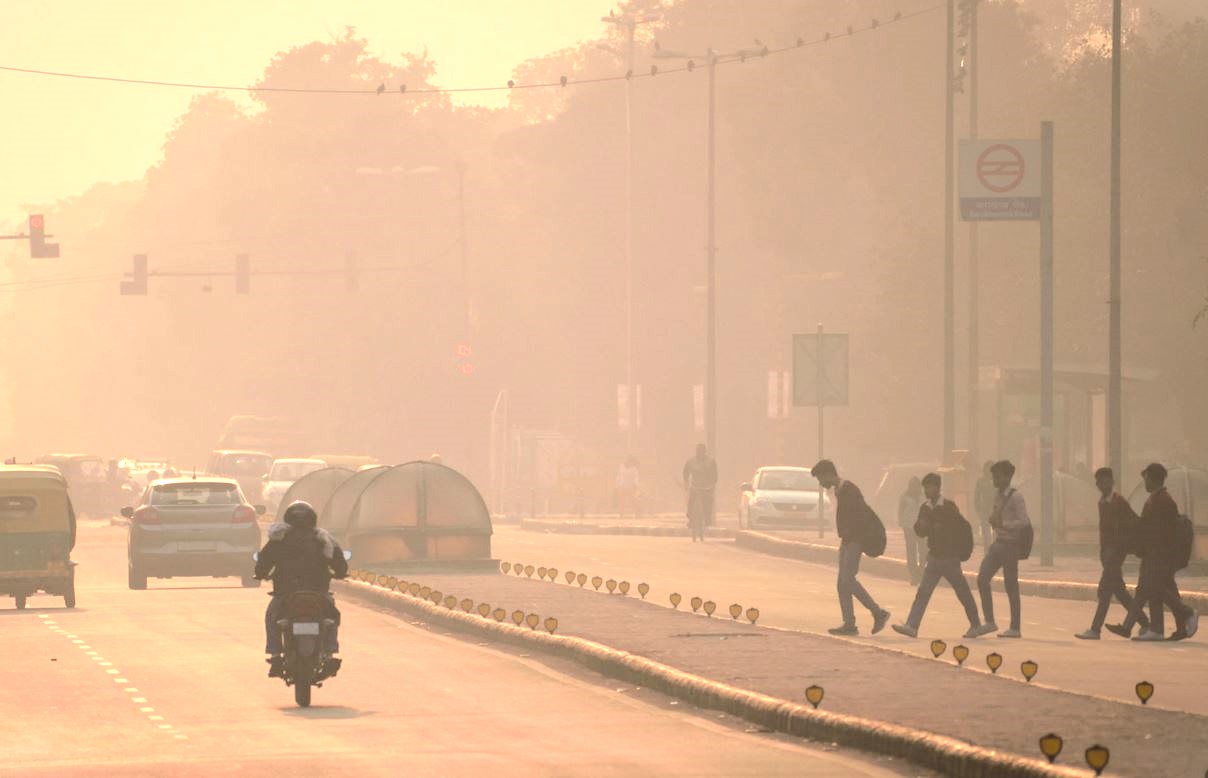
[738,466,829,530]
[205,450,273,504]
[0,465,77,609]
[119,459,175,487]
[122,477,264,589]
[35,453,110,516]
[309,454,379,472]
[262,458,328,514]
[218,415,305,457]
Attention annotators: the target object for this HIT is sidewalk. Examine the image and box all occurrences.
[340,567,1207,777]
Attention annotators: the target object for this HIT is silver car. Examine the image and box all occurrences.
[124,478,264,589]
[738,466,829,531]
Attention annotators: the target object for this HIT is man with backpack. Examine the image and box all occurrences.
[892,473,983,638]
[811,460,890,636]
[972,460,1032,638]
[1075,467,1150,639]
[1117,463,1198,642]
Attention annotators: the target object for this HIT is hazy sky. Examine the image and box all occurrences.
[0,0,610,226]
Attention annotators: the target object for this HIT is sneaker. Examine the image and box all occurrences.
[962,625,985,639]
[828,624,858,636]
[891,623,918,638]
[997,628,1022,638]
[970,622,998,638]
[1166,630,1189,642]
[1074,629,1101,640]
[1105,623,1132,639]
[1185,611,1199,639]
[1131,630,1166,642]
[871,610,891,635]
[266,655,285,678]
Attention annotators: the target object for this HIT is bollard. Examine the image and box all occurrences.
[565,570,576,585]
[1021,660,1038,682]
[460,598,474,613]
[544,616,559,634]
[690,596,703,613]
[930,640,946,658]
[703,601,716,617]
[591,576,603,591]
[1084,745,1109,775]
[524,565,535,578]
[605,579,617,594]
[492,608,506,622]
[501,562,512,574]
[986,652,1003,673]
[804,685,824,709]
[537,566,547,580]
[728,603,742,620]
[548,567,559,582]
[618,581,630,595]
[669,593,682,609]
[477,603,491,617]
[1135,680,1154,705]
[952,644,970,666]
[638,583,650,599]
[1038,733,1063,764]
[525,613,540,630]
[745,607,760,625]
[577,573,587,588]
[511,610,525,626]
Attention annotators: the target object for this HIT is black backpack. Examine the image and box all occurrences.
[862,504,887,557]
[1173,515,1195,570]
[953,514,975,562]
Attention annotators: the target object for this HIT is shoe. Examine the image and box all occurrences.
[871,610,891,635]
[997,628,1022,638]
[1166,630,1189,642]
[1105,623,1132,639]
[1185,610,1199,639]
[962,625,984,639]
[970,622,998,638]
[828,624,858,636]
[266,655,285,678]
[1131,630,1166,642]
[1074,629,1101,640]
[891,623,918,638]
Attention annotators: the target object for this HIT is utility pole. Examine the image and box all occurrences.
[456,159,470,335]
[705,51,717,456]
[944,0,957,460]
[1108,0,1123,477]
[967,0,980,467]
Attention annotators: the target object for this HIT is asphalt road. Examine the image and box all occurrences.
[0,522,918,777]
[496,527,1208,717]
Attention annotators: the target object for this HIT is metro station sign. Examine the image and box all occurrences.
[959,139,1041,221]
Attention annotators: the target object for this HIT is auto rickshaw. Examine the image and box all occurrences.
[0,465,77,609]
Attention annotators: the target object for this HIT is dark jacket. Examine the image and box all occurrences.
[1098,492,1139,566]
[1136,487,1180,566]
[682,456,718,491]
[835,480,868,542]
[254,523,348,598]
[913,498,966,560]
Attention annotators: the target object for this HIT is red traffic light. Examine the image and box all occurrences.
[456,343,473,358]
[29,214,44,231]
[460,363,475,376]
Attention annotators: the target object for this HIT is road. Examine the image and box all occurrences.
[496,527,1208,716]
[0,521,917,777]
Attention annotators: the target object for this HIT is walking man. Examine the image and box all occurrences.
[973,460,1031,638]
[1075,467,1149,639]
[811,459,891,636]
[898,477,926,585]
[892,473,984,639]
[1117,463,1199,642]
[683,444,717,543]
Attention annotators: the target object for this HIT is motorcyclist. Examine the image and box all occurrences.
[254,501,348,678]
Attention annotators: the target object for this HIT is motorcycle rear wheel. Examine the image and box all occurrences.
[294,682,311,707]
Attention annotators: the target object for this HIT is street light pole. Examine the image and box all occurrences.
[705,51,718,456]
[456,159,470,335]
[1108,0,1123,477]
[944,0,957,461]
[967,0,980,467]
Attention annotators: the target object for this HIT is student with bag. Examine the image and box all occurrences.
[1074,467,1150,639]
[973,460,1032,638]
[811,460,891,637]
[892,473,984,638]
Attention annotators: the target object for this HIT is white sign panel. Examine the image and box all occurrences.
[959,139,1041,221]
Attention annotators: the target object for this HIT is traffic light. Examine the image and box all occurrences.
[235,254,250,294]
[455,342,474,376]
[29,214,60,258]
[120,254,148,295]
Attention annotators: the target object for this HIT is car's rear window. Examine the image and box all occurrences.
[150,483,241,506]
[0,495,37,519]
[758,470,819,491]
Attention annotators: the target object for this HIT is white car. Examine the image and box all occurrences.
[262,458,327,514]
[738,466,829,531]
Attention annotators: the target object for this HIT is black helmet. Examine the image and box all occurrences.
[282,501,318,530]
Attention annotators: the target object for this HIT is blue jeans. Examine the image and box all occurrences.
[265,595,340,655]
[906,557,979,629]
[837,540,882,626]
[977,540,1021,631]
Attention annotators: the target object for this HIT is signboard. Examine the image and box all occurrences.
[793,333,849,407]
[959,139,1041,221]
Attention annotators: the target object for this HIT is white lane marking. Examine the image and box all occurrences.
[132,697,147,703]
[173,735,188,740]
[104,669,119,674]
[157,724,173,730]
[139,707,155,713]
[148,715,164,721]
[113,677,128,683]
[98,662,112,667]
[71,639,84,644]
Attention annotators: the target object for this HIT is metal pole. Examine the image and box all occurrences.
[816,322,826,537]
[1040,120,1055,567]
[944,0,957,460]
[967,0,980,467]
[624,20,636,451]
[705,53,717,456]
[457,160,470,334]
[1108,0,1123,478]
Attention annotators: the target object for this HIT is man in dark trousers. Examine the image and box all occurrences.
[973,460,1031,638]
[683,444,718,542]
[891,473,983,638]
[1075,467,1149,639]
[1114,463,1199,642]
[811,459,890,636]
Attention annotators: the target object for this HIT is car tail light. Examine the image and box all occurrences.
[232,505,257,523]
[132,506,159,524]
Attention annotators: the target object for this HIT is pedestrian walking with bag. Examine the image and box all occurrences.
[973,460,1032,638]
[811,460,891,636]
[1074,467,1150,639]
[892,473,984,639]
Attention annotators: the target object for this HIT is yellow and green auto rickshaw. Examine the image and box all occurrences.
[0,465,77,609]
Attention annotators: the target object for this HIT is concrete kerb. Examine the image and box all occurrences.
[336,578,1082,778]
[736,530,1208,613]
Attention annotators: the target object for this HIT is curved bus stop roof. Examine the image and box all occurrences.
[319,465,389,538]
[347,461,492,537]
[278,467,354,519]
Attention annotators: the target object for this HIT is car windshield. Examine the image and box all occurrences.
[270,461,324,481]
[150,483,241,506]
[220,455,271,477]
[758,470,818,491]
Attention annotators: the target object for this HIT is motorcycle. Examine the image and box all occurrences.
[254,550,351,708]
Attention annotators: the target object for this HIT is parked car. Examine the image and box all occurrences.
[262,458,328,514]
[738,466,829,530]
[123,477,264,589]
[205,449,273,504]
